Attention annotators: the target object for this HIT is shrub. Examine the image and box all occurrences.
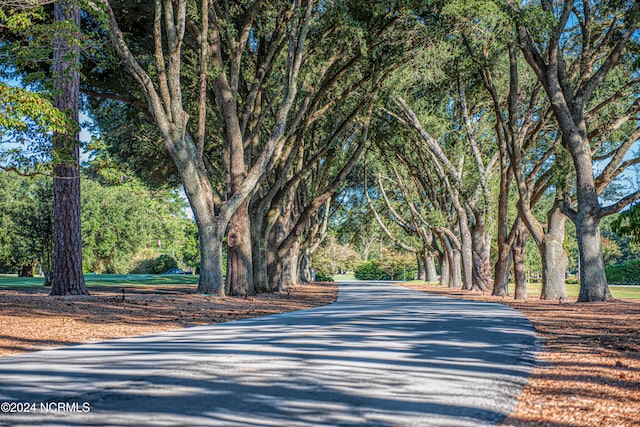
[606,259,640,284]
[355,258,417,281]
[130,254,179,274]
[355,260,388,280]
[314,271,334,282]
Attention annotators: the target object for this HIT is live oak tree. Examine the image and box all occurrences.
[509,0,640,301]
[101,0,316,295]
[97,0,414,294]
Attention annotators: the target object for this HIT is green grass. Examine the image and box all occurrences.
[404,279,640,300]
[0,273,200,289]
[333,273,356,281]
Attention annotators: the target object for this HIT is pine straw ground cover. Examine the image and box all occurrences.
[401,282,640,427]
[0,282,338,356]
[1,281,639,426]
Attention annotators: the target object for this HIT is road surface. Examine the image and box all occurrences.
[0,282,537,426]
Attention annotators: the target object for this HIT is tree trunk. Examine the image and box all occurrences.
[513,224,528,300]
[278,242,300,291]
[298,248,312,283]
[180,167,225,296]
[493,250,512,296]
[439,255,449,287]
[226,199,254,296]
[425,252,438,282]
[42,252,53,287]
[196,221,224,295]
[576,209,612,301]
[50,0,88,296]
[250,211,270,292]
[459,219,474,290]
[417,256,426,281]
[451,248,463,288]
[19,264,34,277]
[471,212,492,291]
[540,204,568,300]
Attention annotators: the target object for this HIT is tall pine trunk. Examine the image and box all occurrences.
[50,0,88,296]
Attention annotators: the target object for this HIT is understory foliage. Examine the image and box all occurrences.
[354,259,416,281]
[605,260,640,285]
[0,171,197,276]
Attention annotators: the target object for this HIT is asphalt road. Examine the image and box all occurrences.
[0,282,537,426]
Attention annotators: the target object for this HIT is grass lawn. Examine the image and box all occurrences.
[0,273,200,289]
[404,279,640,300]
[333,273,356,281]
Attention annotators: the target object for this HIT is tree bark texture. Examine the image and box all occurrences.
[425,252,438,282]
[471,213,491,291]
[540,204,568,300]
[50,0,88,296]
[459,218,474,290]
[439,252,449,287]
[226,199,254,296]
[451,249,463,288]
[512,224,528,300]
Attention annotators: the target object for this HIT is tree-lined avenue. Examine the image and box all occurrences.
[0,282,537,426]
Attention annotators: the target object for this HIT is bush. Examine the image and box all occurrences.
[314,271,334,282]
[130,254,179,274]
[354,259,416,281]
[606,259,640,284]
[355,260,389,280]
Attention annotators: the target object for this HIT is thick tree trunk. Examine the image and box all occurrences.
[439,252,449,287]
[226,199,254,296]
[196,220,224,295]
[569,133,612,302]
[181,166,225,295]
[459,219,474,290]
[492,250,512,296]
[576,208,612,301]
[493,122,511,296]
[278,242,300,290]
[471,212,492,292]
[425,253,438,282]
[298,248,312,283]
[250,211,270,293]
[266,222,281,292]
[513,224,528,300]
[417,256,426,281]
[50,0,88,296]
[540,205,568,300]
[451,248,463,288]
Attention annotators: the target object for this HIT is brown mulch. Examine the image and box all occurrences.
[0,282,338,356]
[401,282,640,427]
